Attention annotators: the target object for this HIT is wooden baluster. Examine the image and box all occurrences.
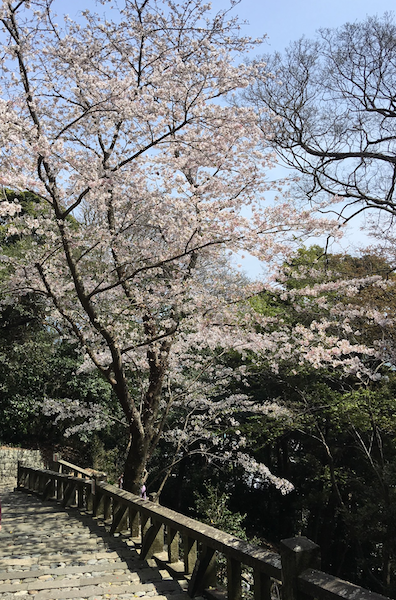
[94,489,105,518]
[57,477,64,502]
[45,472,55,500]
[18,464,23,488]
[140,519,164,560]
[167,527,179,563]
[253,570,272,600]
[86,481,94,513]
[188,545,217,597]
[43,476,54,501]
[129,508,140,538]
[227,557,242,600]
[183,536,197,575]
[17,461,21,489]
[62,480,77,507]
[77,483,84,508]
[141,513,150,540]
[110,501,129,535]
[152,521,164,555]
[50,475,56,500]
[104,495,112,522]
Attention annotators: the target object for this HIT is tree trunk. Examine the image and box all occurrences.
[123,427,150,494]
[119,335,172,494]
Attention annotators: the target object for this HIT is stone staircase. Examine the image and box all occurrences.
[0,490,192,600]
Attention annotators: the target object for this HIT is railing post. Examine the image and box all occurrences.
[140,519,164,560]
[183,535,197,575]
[86,480,94,512]
[104,495,112,521]
[52,453,60,472]
[62,478,77,507]
[167,527,179,563]
[141,513,150,540]
[188,545,217,597]
[110,501,129,534]
[57,476,63,501]
[129,507,140,537]
[280,537,320,600]
[43,476,55,500]
[93,476,107,517]
[94,489,105,518]
[17,461,22,488]
[253,570,272,600]
[77,482,84,509]
[227,557,242,600]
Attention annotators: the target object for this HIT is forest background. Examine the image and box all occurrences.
[1,1,396,599]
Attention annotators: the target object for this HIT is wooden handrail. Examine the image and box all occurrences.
[54,458,106,480]
[57,458,93,477]
[298,568,389,600]
[99,482,281,577]
[16,462,391,600]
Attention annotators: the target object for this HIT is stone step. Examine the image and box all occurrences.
[0,572,142,593]
[4,590,189,600]
[0,541,105,553]
[0,560,137,580]
[0,549,129,562]
[0,560,170,581]
[0,490,192,600]
[0,579,186,598]
[0,549,106,558]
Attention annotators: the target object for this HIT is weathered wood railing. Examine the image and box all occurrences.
[52,457,107,480]
[16,462,389,600]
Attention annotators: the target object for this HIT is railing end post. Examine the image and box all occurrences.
[52,453,60,472]
[280,536,320,600]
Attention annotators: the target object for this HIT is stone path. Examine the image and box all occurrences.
[0,490,191,600]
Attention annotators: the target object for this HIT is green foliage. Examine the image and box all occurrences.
[0,189,117,448]
[194,483,247,539]
[210,246,396,595]
[90,435,127,485]
[192,483,250,591]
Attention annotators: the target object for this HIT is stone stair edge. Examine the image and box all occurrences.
[0,560,138,579]
[0,572,145,593]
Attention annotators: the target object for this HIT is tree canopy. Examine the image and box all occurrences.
[247,13,396,225]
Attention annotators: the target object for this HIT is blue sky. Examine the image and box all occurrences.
[217,0,395,52]
[60,0,395,53]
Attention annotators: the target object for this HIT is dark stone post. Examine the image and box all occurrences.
[280,537,320,600]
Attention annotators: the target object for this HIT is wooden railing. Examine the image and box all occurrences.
[16,462,390,600]
[51,457,107,480]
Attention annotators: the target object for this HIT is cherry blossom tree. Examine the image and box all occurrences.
[0,0,340,492]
